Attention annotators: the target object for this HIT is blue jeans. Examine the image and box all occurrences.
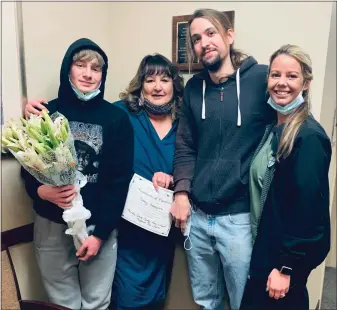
[185,208,252,310]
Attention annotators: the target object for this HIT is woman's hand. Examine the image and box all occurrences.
[266,268,290,299]
[37,184,76,208]
[25,99,48,119]
[152,172,173,190]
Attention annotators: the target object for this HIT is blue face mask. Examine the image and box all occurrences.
[69,78,101,101]
[267,91,305,115]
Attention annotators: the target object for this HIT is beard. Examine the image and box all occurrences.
[201,53,223,72]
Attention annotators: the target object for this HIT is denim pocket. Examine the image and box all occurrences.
[228,212,251,225]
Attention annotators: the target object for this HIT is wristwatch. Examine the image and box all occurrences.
[279,266,292,276]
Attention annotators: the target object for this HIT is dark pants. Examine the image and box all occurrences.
[240,277,309,310]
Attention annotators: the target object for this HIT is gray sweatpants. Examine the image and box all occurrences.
[34,214,117,310]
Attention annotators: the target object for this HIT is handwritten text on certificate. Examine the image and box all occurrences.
[122,174,173,237]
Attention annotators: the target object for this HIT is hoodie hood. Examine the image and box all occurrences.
[194,56,258,126]
[58,38,108,103]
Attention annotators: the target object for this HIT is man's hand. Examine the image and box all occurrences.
[170,192,190,232]
[76,235,103,261]
[152,172,173,190]
[37,185,76,208]
[25,99,48,119]
[266,268,290,299]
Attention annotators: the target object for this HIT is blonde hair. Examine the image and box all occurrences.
[269,44,313,160]
[72,49,105,68]
[187,9,248,71]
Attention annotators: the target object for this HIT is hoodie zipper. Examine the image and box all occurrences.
[220,87,224,102]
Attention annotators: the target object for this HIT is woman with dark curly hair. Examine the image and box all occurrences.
[111,54,184,310]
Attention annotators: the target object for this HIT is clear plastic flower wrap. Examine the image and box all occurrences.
[2,111,91,249]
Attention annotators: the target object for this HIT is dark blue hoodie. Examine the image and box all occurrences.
[22,38,134,240]
[174,56,275,215]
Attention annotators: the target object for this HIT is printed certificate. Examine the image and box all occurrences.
[122,174,173,236]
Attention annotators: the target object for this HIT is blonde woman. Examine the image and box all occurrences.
[240,44,331,310]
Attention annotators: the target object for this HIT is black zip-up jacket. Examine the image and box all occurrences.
[249,115,331,283]
[174,57,275,215]
[22,38,134,240]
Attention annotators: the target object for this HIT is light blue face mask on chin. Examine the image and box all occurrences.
[69,77,101,101]
[267,90,305,115]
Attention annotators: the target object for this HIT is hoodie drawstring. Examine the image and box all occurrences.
[201,68,241,127]
[236,68,241,126]
[202,80,206,119]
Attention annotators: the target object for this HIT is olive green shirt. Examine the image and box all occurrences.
[250,131,274,243]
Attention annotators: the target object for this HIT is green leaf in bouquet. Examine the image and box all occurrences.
[32,141,46,154]
[17,130,30,151]
[1,137,11,149]
[63,118,70,133]
[40,119,48,135]
[49,131,59,148]
[42,137,54,149]
[3,126,14,140]
[40,110,59,148]
[20,117,28,127]
[43,143,53,152]
[41,110,55,131]
[27,125,44,143]
[28,139,51,160]
[9,137,19,143]
[5,143,23,153]
[9,121,20,139]
[60,125,69,141]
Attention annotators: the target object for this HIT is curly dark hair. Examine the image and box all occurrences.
[119,54,184,120]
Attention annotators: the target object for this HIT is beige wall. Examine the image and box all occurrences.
[1,2,335,308]
[1,2,48,302]
[321,2,337,270]
[20,2,333,120]
[106,2,333,120]
[2,2,22,122]
[327,186,337,267]
[21,2,112,101]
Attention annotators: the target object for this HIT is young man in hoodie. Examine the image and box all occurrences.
[22,38,134,309]
[171,9,275,310]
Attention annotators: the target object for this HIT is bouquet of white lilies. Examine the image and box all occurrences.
[2,111,91,249]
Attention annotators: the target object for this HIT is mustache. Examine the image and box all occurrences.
[201,48,216,57]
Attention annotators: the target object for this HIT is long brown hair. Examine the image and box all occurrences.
[119,54,184,120]
[186,9,248,71]
[269,44,313,160]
